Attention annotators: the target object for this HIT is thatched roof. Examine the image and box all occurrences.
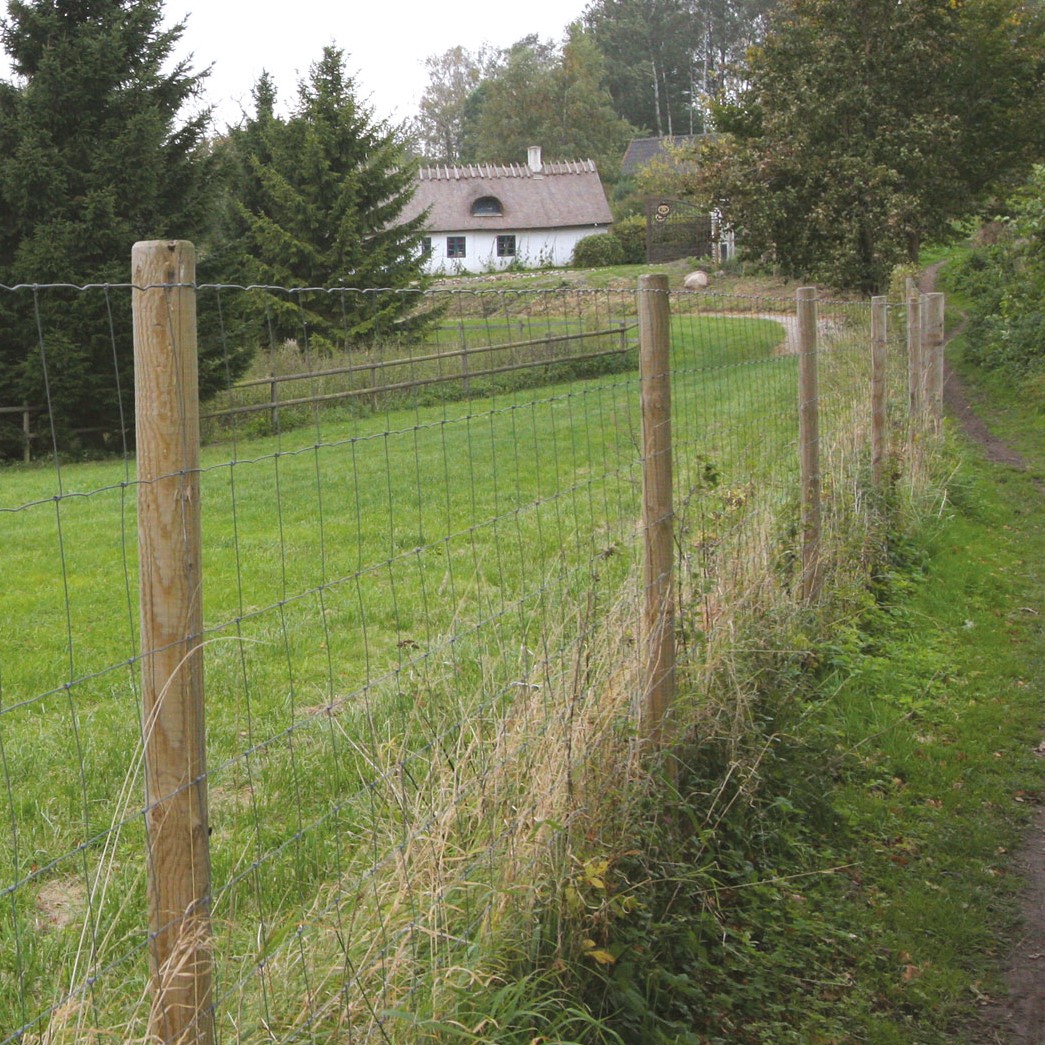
[402,157,613,232]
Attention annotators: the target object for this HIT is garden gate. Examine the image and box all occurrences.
[645,197,715,263]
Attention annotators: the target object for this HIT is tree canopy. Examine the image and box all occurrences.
[410,45,489,164]
[583,0,773,137]
[702,0,1045,291]
[412,26,635,179]
[0,0,216,455]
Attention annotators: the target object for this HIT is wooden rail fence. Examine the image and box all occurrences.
[200,322,636,427]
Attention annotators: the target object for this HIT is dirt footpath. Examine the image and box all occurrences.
[946,358,1045,1045]
[923,262,1045,1044]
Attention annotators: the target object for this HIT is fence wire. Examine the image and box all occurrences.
[0,282,924,1043]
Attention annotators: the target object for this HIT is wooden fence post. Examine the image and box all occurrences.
[458,321,471,397]
[268,372,279,433]
[22,405,31,464]
[871,296,888,489]
[907,289,924,458]
[638,274,675,747]
[132,240,214,1045]
[925,292,945,431]
[797,287,821,602]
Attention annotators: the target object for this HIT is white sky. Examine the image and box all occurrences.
[167,0,592,130]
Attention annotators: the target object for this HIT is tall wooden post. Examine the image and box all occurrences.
[907,290,924,463]
[458,321,471,397]
[638,274,675,747]
[797,287,821,602]
[268,372,280,433]
[133,241,214,1045]
[21,404,31,464]
[925,292,945,430]
[871,296,888,489]
[907,290,923,422]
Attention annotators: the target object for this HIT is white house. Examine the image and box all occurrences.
[402,146,614,274]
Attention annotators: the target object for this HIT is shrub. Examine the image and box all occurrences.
[572,232,625,268]
[612,214,647,265]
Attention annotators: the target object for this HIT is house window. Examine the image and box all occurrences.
[446,236,467,259]
[471,196,503,216]
[421,236,432,256]
[496,235,517,258]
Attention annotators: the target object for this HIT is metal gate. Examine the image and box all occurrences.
[646,198,714,264]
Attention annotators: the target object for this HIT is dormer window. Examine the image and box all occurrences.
[471,196,503,217]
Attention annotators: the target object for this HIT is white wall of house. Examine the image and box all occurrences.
[422,226,610,275]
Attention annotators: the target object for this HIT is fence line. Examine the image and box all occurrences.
[637,273,674,748]
[0,261,944,1043]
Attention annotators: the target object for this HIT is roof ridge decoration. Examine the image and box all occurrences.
[418,158,596,181]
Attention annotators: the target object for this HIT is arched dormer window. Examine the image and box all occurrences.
[471,195,503,217]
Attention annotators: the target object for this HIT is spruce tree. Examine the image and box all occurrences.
[215,46,432,352]
[0,0,220,455]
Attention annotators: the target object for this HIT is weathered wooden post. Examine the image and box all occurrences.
[638,274,675,747]
[925,292,945,431]
[797,287,821,602]
[268,372,279,433]
[133,240,214,1045]
[0,404,34,462]
[871,296,888,489]
[458,321,471,397]
[907,289,924,458]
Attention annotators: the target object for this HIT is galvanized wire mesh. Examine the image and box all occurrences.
[0,281,924,1043]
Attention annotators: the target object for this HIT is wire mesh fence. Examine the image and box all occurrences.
[1,261,935,1044]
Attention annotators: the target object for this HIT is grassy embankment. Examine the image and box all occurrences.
[546,276,1045,1044]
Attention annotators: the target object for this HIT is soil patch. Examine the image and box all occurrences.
[943,363,1029,471]
[35,877,86,931]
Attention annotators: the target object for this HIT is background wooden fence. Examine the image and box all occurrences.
[202,321,634,429]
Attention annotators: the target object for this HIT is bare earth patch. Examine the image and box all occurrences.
[35,876,86,931]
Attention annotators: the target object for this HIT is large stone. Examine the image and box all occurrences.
[684,269,709,289]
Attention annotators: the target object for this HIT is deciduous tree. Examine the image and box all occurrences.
[957,166,1045,374]
[458,27,635,179]
[583,0,772,137]
[703,0,1045,291]
[410,45,489,163]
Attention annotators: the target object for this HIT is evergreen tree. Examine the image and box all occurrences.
[215,46,432,352]
[0,0,219,455]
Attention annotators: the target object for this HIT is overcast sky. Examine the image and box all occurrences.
[167,0,592,130]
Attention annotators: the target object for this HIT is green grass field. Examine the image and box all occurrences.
[0,306,883,1042]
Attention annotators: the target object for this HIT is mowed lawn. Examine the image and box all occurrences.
[0,313,798,1041]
